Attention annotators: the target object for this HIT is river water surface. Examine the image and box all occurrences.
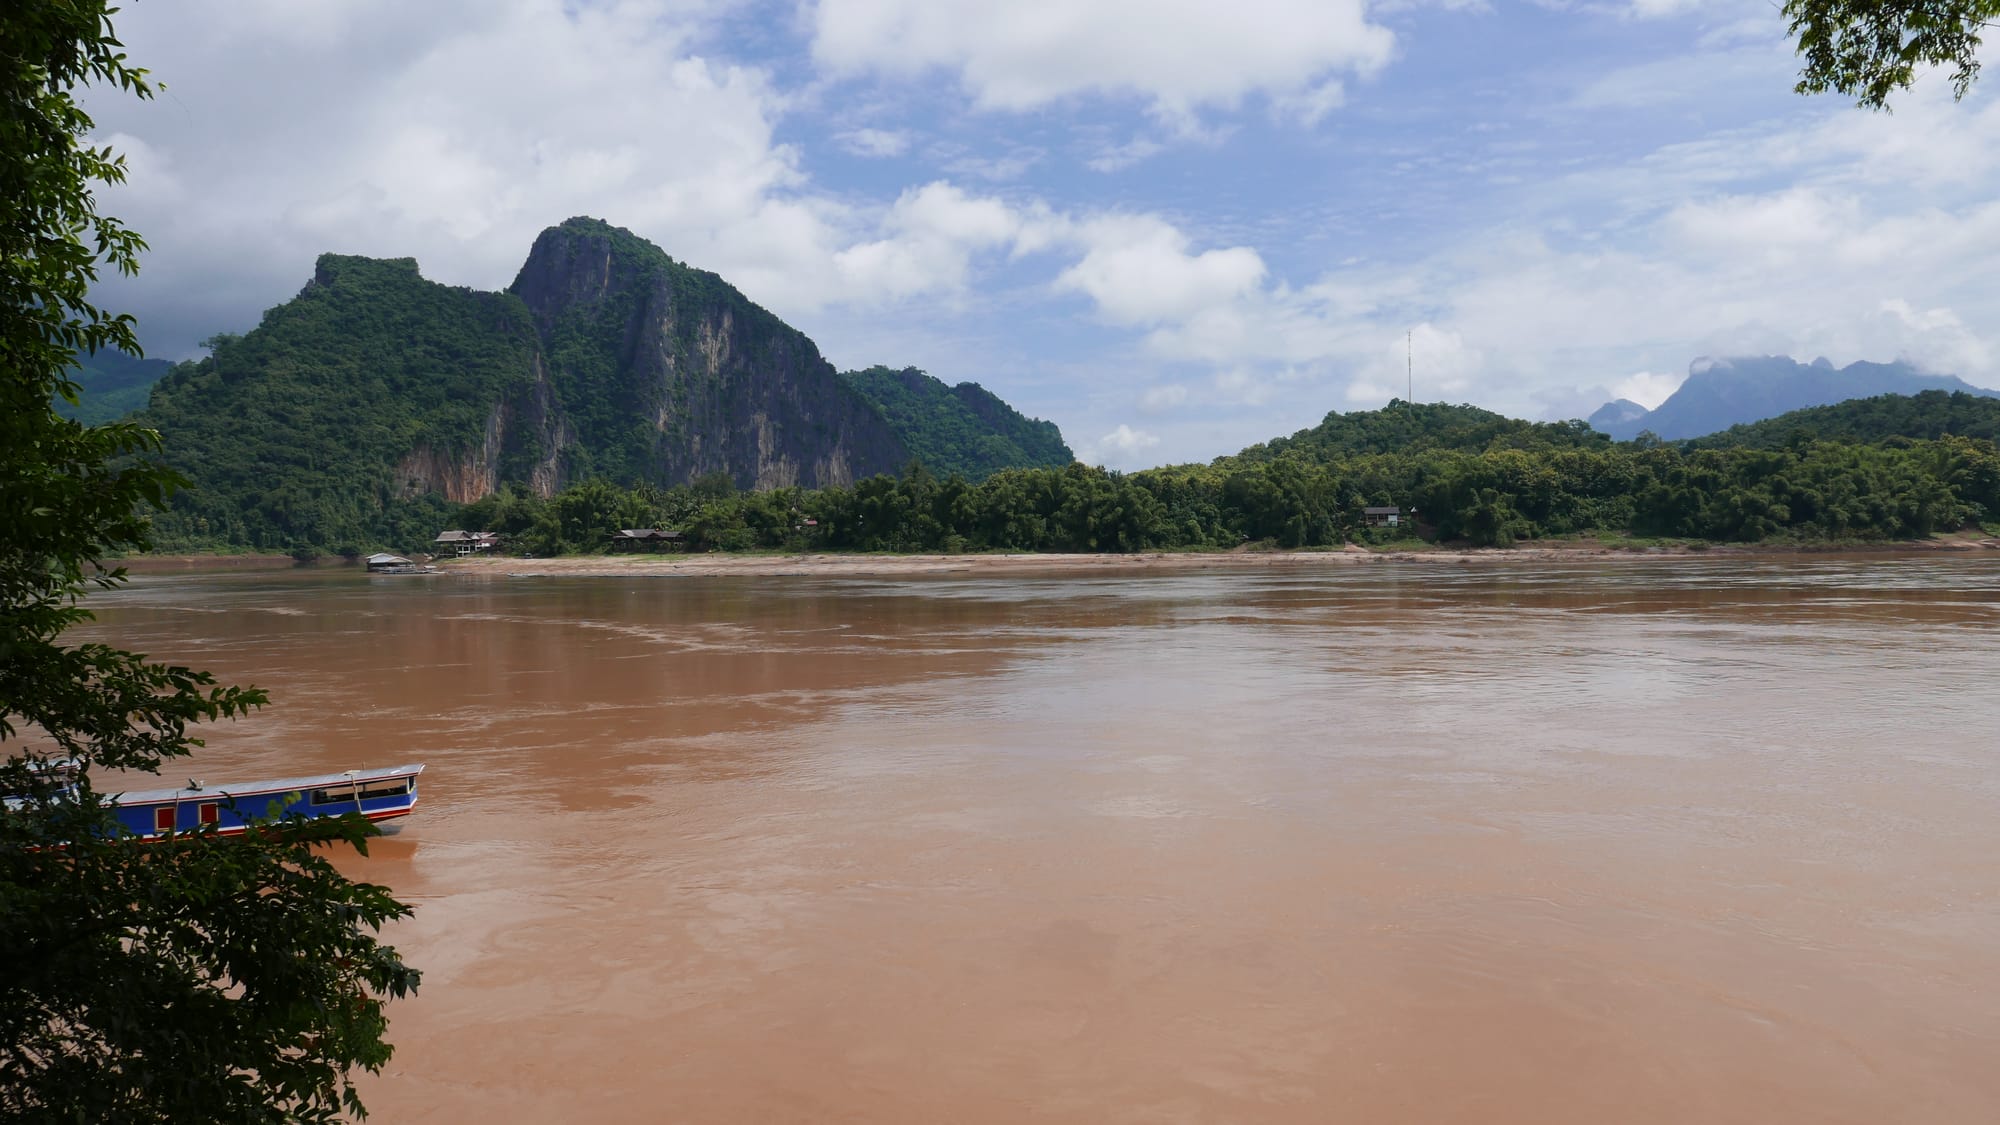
[79,558,2000,1123]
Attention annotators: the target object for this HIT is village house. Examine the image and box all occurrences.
[433,530,501,557]
[609,528,685,552]
[1363,506,1406,528]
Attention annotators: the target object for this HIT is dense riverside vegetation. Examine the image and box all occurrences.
[839,365,1072,480]
[433,402,2000,556]
[136,394,2000,556]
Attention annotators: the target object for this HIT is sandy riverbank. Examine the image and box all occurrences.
[437,533,2000,578]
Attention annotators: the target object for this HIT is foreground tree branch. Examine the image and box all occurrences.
[1786,0,2000,108]
[0,4,418,1120]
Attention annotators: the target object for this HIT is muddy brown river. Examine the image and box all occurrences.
[76,558,2000,1123]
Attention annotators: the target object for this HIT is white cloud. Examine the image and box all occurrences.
[1346,324,1482,404]
[1373,0,1489,10]
[1784,81,2000,188]
[1533,369,1687,423]
[1622,0,1769,18]
[942,147,1045,181]
[1085,137,1166,173]
[1137,383,1189,413]
[833,181,1033,299]
[1215,367,1276,406]
[1662,188,1860,266]
[1876,299,1993,375]
[1054,215,1267,325]
[1571,38,1785,110]
[1626,0,1708,18]
[1610,370,1686,409]
[837,127,911,157]
[89,0,852,351]
[809,0,1394,122]
[1085,423,1161,468]
[1270,80,1347,126]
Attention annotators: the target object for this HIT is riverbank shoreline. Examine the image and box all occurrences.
[436,533,2000,578]
[115,553,303,573]
[115,532,2000,578]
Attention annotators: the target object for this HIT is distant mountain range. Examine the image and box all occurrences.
[52,349,173,426]
[125,217,1067,550]
[1589,355,1999,441]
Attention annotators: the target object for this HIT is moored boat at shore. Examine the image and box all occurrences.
[107,763,426,840]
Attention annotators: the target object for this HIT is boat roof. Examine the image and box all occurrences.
[111,763,425,804]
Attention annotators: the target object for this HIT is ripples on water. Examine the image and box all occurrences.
[77,557,2000,1123]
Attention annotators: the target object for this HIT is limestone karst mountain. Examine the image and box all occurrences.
[134,218,1065,549]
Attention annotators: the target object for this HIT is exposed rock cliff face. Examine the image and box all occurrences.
[508,218,907,490]
[513,353,574,498]
[391,355,580,502]
[394,402,504,503]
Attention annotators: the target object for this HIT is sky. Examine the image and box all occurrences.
[82,0,2000,469]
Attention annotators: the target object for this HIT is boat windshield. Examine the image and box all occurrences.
[307,778,413,805]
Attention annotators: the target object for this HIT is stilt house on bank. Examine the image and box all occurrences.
[1363,506,1407,528]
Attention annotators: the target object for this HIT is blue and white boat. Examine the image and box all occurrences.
[106,763,426,840]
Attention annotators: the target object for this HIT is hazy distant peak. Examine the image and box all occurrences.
[1587,398,1647,428]
[1591,354,1995,441]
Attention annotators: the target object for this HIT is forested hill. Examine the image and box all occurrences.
[1684,390,2000,449]
[138,255,547,548]
[130,219,1070,551]
[1224,400,1607,466]
[52,348,171,425]
[838,365,1071,480]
